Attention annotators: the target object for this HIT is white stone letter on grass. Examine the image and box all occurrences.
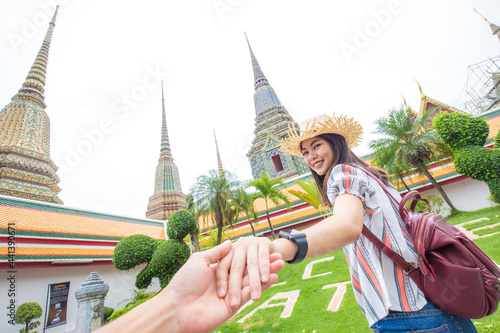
[322,281,352,312]
[302,256,334,279]
[236,290,300,323]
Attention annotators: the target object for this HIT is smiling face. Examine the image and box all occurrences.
[301,137,335,176]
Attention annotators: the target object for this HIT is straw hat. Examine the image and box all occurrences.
[280,113,363,156]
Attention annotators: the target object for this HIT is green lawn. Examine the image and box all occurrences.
[214,206,500,333]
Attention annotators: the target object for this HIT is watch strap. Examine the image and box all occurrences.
[279,230,308,264]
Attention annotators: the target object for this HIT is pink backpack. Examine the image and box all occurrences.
[358,168,500,318]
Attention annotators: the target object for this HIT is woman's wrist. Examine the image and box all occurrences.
[273,238,299,262]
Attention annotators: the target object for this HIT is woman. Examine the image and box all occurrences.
[216,113,477,332]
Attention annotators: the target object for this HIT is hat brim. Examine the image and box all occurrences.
[280,114,363,156]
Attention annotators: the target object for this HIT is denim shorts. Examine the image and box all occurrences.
[371,302,478,332]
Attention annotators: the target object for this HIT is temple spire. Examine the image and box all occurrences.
[160,81,171,154]
[244,34,309,180]
[14,6,59,107]
[245,32,270,90]
[146,84,186,220]
[0,6,61,204]
[214,130,223,175]
[473,8,500,42]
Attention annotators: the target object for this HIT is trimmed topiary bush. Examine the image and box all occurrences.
[167,209,198,240]
[434,112,500,202]
[113,210,199,290]
[112,234,158,270]
[433,111,489,150]
[15,302,42,333]
[149,240,191,288]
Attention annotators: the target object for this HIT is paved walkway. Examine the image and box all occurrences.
[455,217,500,240]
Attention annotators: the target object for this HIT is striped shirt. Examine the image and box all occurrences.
[326,164,427,327]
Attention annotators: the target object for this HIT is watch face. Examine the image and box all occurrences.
[288,230,306,239]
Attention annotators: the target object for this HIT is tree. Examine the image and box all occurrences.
[231,186,258,236]
[185,194,200,252]
[288,179,332,217]
[434,111,500,203]
[370,106,459,215]
[370,141,413,192]
[249,173,291,239]
[15,302,42,333]
[113,210,197,289]
[189,169,240,245]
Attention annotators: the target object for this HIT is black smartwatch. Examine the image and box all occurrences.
[278,229,308,264]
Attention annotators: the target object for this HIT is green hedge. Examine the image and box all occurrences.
[454,146,500,181]
[434,112,489,149]
[149,240,191,288]
[167,209,198,240]
[434,111,500,203]
[112,234,158,270]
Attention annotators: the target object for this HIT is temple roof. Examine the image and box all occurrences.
[0,195,165,267]
[416,81,466,117]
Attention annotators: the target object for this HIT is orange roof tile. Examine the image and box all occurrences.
[0,196,165,241]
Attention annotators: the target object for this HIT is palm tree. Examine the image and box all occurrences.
[370,105,459,215]
[370,146,413,192]
[231,186,258,236]
[189,170,240,245]
[288,179,332,217]
[249,173,291,239]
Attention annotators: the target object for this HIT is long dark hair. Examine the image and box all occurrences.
[303,133,389,208]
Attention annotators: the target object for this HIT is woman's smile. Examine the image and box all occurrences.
[301,137,334,176]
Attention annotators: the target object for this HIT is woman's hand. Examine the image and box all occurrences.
[216,236,276,308]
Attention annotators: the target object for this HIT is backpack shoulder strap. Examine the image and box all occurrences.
[350,166,420,279]
[361,226,418,276]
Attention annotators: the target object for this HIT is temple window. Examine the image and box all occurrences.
[271,154,284,173]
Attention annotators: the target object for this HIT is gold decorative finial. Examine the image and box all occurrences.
[473,8,492,25]
[401,95,411,112]
[414,80,426,99]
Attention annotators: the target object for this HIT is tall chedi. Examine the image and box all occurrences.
[146,82,186,220]
[0,7,62,204]
[245,33,309,180]
[214,130,224,174]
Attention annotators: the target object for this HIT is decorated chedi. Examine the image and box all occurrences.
[245,33,309,180]
[146,82,186,220]
[0,7,62,204]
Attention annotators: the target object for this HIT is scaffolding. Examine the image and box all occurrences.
[460,56,500,115]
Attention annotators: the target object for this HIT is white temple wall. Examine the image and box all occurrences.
[419,177,497,216]
[1,263,159,333]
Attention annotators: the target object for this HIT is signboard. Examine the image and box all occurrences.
[44,282,70,329]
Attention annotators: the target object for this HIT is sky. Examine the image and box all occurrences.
[1,0,499,219]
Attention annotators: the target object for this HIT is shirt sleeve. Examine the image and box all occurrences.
[326,164,379,215]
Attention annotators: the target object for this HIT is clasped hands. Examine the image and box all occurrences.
[215,236,283,309]
[96,237,283,333]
